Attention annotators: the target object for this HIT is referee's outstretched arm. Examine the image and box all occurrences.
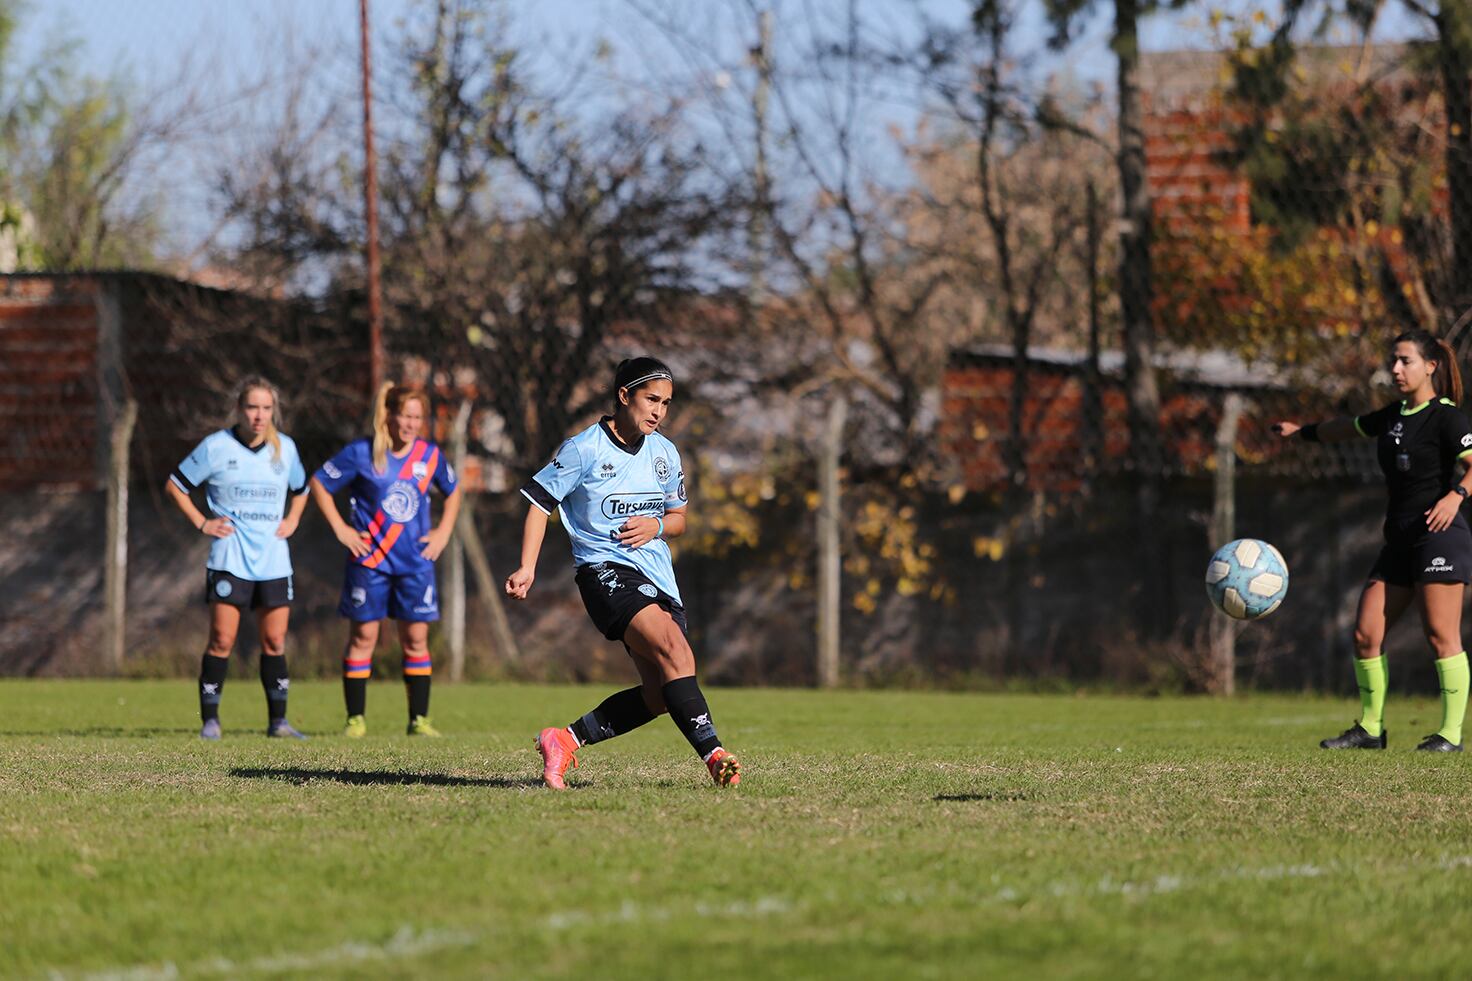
[1273,417,1359,443]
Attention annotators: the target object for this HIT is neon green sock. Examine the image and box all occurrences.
[1354,654,1388,738]
[1435,651,1469,746]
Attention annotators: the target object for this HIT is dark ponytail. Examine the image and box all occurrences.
[1395,329,1464,405]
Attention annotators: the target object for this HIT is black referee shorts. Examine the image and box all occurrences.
[1369,514,1472,587]
[574,561,688,642]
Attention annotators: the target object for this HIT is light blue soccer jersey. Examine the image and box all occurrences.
[522,418,687,603]
[171,429,308,581]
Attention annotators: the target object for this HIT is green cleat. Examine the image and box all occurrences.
[344,714,368,739]
[407,715,442,737]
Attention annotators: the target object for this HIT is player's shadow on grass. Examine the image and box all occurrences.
[230,766,544,789]
[0,726,196,737]
[933,792,1031,802]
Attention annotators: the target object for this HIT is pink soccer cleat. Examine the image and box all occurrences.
[705,747,741,787]
[536,726,580,790]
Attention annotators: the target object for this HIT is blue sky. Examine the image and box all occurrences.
[9,0,1435,263]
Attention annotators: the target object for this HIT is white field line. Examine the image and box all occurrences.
[55,856,1472,979]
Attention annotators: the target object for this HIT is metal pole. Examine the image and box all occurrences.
[816,394,847,688]
[748,8,772,301]
[446,401,471,681]
[359,0,384,396]
[1209,393,1245,695]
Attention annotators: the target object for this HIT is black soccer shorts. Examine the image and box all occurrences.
[1368,513,1472,587]
[204,569,295,609]
[574,561,688,642]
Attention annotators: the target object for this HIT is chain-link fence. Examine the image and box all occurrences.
[3,1,1470,694]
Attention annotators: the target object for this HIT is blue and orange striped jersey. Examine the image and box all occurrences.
[314,437,457,576]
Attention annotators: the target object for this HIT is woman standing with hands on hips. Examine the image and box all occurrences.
[165,376,310,740]
[1276,329,1472,752]
[310,382,460,737]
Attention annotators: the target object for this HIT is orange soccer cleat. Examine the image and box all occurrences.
[536,726,580,790]
[705,747,741,787]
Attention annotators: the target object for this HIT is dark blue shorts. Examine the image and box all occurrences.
[338,563,440,622]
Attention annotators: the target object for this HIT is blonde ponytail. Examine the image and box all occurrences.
[235,375,283,462]
[371,382,429,472]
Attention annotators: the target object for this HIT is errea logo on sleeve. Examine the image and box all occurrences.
[1460,434,1471,448]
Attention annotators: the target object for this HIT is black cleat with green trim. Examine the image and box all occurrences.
[1320,724,1387,750]
[1415,734,1463,753]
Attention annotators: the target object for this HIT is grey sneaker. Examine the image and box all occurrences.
[267,719,308,740]
[200,718,222,741]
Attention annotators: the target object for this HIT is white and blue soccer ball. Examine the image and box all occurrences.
[1205,538,1289,621]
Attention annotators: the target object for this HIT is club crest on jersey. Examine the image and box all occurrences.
[412,461,429,480]
[654,456,671,482]
[1390,422,1405,439]
[272,458,286,475]
[382,480,421,522]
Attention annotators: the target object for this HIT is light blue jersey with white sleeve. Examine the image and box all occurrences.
[521,418,686,604]
[171,429,308,580]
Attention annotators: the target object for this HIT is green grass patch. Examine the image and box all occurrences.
[3,681,1471,979]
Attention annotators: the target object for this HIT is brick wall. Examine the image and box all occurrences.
[0,277,105,490]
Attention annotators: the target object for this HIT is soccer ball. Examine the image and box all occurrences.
[1204,538,1289,621]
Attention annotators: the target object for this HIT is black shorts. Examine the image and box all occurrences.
[1369,514,1472,587]
[574,561,688,642]
[205,570,294,609]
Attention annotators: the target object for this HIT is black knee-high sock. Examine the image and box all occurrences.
[404,650,432,720]
[260,654,289,723]
[569,687,657,746]
[660,676,722,759]
[405,677,430,719]
[343,676,367,718]
[199,653,229,723]
[344,650,371,717]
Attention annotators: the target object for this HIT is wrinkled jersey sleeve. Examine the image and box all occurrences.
[1353,404,1397,438]
[1441,405,1472,461]
[433,450,459,496]
[315,441,362,493]
[521,439,585,515]
[172,437,215,493]
[662,443,687,510]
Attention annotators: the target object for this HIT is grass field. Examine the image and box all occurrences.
[4,681,1472,980]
